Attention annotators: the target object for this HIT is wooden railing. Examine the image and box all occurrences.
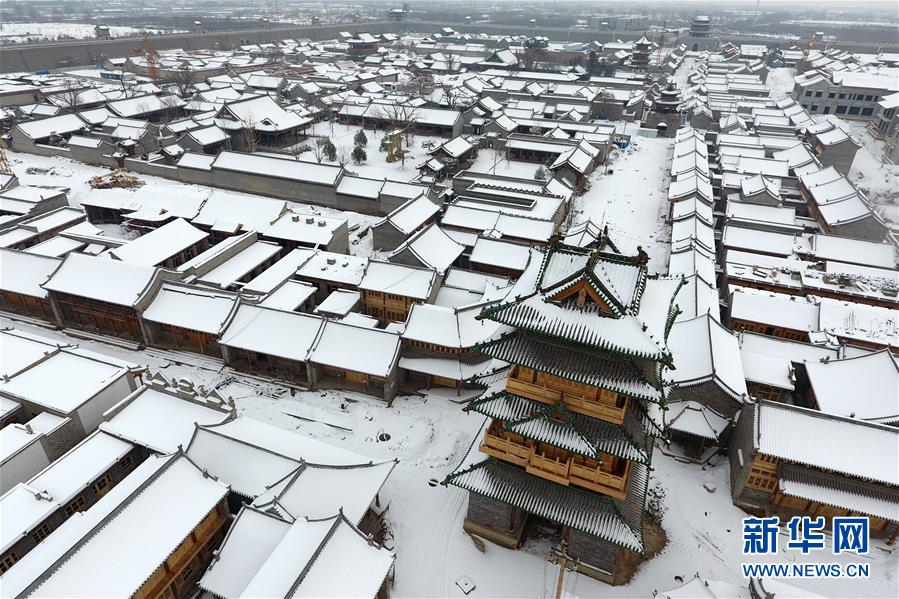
[506,377,627,424]
[481,428,530,466]
[570,460,629,498]
[481,427,629,499]
[527,445,571,485]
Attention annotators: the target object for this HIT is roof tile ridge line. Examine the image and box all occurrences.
[283,511,346,597]
[202,504,283,578]
[22,452,183,598]
[259,461,306,495]
[191,423,307,464]
[301,457,399,471]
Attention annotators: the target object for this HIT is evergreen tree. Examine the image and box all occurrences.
[352,146,367,164]
[353,130,368,146]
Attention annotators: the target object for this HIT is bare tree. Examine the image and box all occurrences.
[55,79,86,114]
[171,66,195,98]
[159,96,181,121]
[442,84,462,110]
[241,112,259,153]
[336,146,352,169]
[487,145,506,174]
[374,103,420,143]
[310,138,327,163]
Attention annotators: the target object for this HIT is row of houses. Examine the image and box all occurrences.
[660,99,898,542]
[1,344,397,598]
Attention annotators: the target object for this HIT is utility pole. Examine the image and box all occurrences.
[548,540,579,599]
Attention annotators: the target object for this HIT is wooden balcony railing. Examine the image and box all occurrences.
[480,428,530,466]
[481,427,629,499]
[506,377,627,424]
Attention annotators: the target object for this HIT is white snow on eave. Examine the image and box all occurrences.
[238,518,334,599]
[291,519,395,599]
[0,248,61,298]
[109,218,208,267]
[805,351,899,423]
[99,387,230,454]
[42,252,158,306]
[199,507,291,599]
[186,428,302,498]
[218,304,323,362]
[308,321,401,378]
[755,401,899,486]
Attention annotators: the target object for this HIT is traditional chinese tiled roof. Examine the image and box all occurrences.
[476,332,663,401]
[446,459,644,553]
[468,391,652,463]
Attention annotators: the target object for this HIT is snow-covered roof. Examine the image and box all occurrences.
[391,224,464,274]
[212,151,342,186]
[15,114,87,140]
[0,350,129,415]
[805,350,899,425]
[197,507,291,599]
[296,250,367,286]
[665,314,748,401]
[263,212,346,246]
[141,282,237,334]
[738,331,839,392]
[191,189,286,232]
[219,304,323,361]
[359,260,436,299]
[308,321,401,377]
[0,431,131,555]
[28,455,228,599]
[470,237,532,271]
[0,248,61,298]
[194,241,282,289]
[186,426,301,498]
[336,175,384,199]
[753,400,899,485]
[382,194,439,235]
[242,248,315,295]
[778,466,899,523]
[42,251,160,306]
[403,302,501,349]
[666,400,730,440]
[314,289,362,317]
[253,460,396,525]
[109,218,207,266]
[258,280,316,311]
[99,385,230,454]
[201,509,394,599]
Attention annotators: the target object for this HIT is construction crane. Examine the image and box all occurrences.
[0,147,12,176]
[655,31,666,66]
[798,31,816,72]
[134,36,159,82]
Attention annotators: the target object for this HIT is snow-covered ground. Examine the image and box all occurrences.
[847,123,899,220]
[0,22,181,44]
[670,57,696,92]
[302,122,443,183]
[765,67,797,101]
[2,314,896,599]
[572,134,674,272]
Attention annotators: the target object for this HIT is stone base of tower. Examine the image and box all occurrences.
[462,492,526,548]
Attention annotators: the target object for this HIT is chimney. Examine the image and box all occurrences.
[305,216,314,224]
